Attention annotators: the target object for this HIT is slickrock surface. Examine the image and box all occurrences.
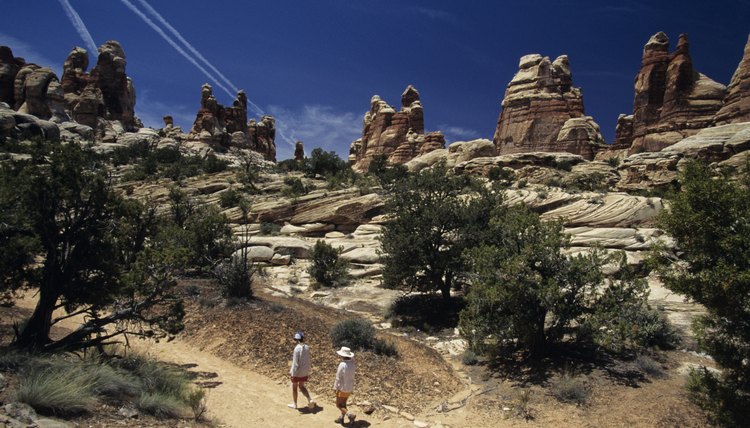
[715,35,750,125]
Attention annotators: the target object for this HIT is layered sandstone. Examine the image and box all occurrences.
[493,54,602,159]
[294,140,305,161]
[349,85,444,171]
[624,33,727,153]
[90,41,138,130]
[714,35,750,125]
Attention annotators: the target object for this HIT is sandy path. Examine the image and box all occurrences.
[136,338,403,428]
[12,294,402,427]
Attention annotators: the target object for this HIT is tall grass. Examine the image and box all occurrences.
[15,365,97,415]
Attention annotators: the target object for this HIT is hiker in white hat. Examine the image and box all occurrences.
[333,346,356,425]
[288,331,314,410]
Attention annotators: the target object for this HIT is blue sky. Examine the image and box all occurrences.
[1,1,748,159]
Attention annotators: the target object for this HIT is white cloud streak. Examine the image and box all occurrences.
[0,33,60,74]
[267,105,362,160]
[437,124,482,143]
[57,0,98,55]
[118,0,236,99]
[119,0,294,146]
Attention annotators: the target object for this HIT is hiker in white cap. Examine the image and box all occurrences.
[288,331,314,410]
[333,346,356,425]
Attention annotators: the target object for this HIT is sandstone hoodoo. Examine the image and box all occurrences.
[189,83,277,161]
[294,140,305,161]
[714,35,750,125]
[349,85,445,172]
[619,32,727,153]
[492,54,605,160]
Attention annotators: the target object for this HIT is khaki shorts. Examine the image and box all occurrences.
[336,391,352,399]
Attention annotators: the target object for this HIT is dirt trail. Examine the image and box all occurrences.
[135,338,404,428]
[11,294,405,428]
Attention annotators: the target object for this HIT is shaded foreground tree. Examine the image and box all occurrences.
[459,202,673,359]
[657,160,750,426]
[0,143,185,351]
[379,163,485,301]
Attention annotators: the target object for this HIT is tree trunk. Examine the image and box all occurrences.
[14,285,58,350]
[526,310,548,359]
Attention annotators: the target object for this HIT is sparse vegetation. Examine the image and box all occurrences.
[330,318,397,357]
[308,240,350,288]
[259,221,281,235]
[282,176,310,197]
[219,187,243,208]
[551,374,589,405]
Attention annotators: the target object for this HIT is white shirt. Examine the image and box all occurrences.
[290,343,311,377]
[333,359,355,393]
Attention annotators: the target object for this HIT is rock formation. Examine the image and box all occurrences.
[349,85,444,171]
[189,83,276,160]
[714,35,750,125]
[622,33,727,153]
[294,140,305,160]
[90,41,137,130]
[493,54,603,159]
[0,46,23,107]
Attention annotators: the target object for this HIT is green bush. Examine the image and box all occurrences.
[607,157,621,168]
[330,318,397,357]
[386,294,465,333]
[259,221,281,236]
[213,250,254,301]
[554,159,573,171]
[634,354,664,378]
[304,148,350,178]
[282,177,310,197]
[219,188,242,208]
[203,154,229,173]
[308,240,349,288]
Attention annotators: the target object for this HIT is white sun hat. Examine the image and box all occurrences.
[336,346,354,358]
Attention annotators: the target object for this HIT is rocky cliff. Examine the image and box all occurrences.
[349,85,444,172]
[492,54,604,160]
[188,83,276,161]
[714,35,750,125]
[620,32,727,153]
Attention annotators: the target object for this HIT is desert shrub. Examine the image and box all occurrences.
[137,392,186,418]
[219,188,242,208]
[114,354,189,399]
[259,221,281,236]
[213,251,254,301]
[517,179,527,188]
[308,240,349,288]
[16,365,97,415]
[462,350,479,366]
[85,363,142,399]
[551,374,589,405]
[152,146,182,164]
[488,166,513,182]
[607,157,621,168]
[187,388,208,421]
[304,148,350,178]
[566,172,610,192]
[330,318,397,357]
[554,159,573,171]
[635,354,664,378]
[203,154,229,173]
[282,177,310,197]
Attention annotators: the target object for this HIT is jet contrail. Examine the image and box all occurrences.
[121,0,295,147]
[131,0,271,122]
[133,0,238,92]
[57,0,98,55]
[118,0,235,99]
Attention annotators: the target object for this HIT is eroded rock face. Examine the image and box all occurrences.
[294,140,304,160]
[493,54,601,158]
[624,33,727,153]
[349,85,444,171]
[91,41,137,130]
[188,84,276,160]
[714,35,750,125]
[0,46,23,107]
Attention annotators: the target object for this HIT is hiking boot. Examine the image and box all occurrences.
[334,415,344,424]
[348,413,357,424]
[308,400,316,409]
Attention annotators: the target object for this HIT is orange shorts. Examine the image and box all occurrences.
[336,391,352,399]
[291,376,308,383]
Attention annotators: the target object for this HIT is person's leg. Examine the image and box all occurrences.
[298,381,312,404]
[290,380,298,408]
[335,394,347,422]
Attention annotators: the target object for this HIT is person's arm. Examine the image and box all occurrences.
[333,362,344,390]
[290,347,300,376]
